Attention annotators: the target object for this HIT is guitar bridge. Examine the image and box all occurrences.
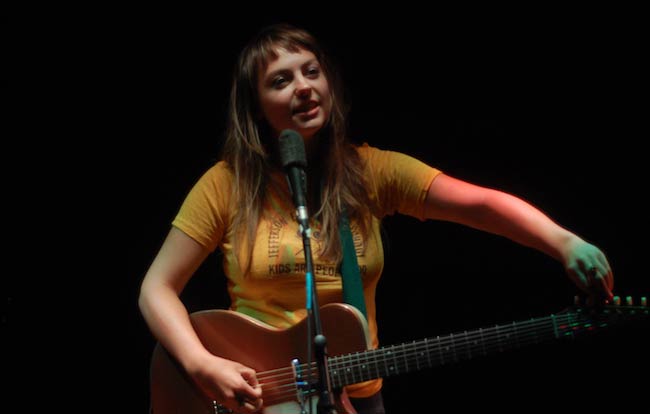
[291,358,315,414]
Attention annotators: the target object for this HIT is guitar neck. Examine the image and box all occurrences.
[328,309,601,388]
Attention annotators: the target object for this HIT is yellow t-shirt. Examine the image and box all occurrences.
[172,143,441,398]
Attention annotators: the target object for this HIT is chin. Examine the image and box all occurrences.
[298,124,324,139]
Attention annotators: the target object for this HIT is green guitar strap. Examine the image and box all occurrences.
[339,211,368,319]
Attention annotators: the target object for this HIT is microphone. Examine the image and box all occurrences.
[278,129,310,234]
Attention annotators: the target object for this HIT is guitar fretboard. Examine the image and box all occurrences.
[327,309,601,388]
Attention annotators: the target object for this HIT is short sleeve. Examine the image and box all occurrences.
[358,144,442,220]
[172,161,234,251]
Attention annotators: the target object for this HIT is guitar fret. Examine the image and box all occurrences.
[567,313,576,340]
[355,352,364,383]
[436,335,445,365]
[338,354,348,384]
[424,337,433,368]
[550,314,559,338]
[464,331,472,360]
[467,330,481,358]
[372,348,381,379]
[382,346,396,376]
[329,359,339,388]
[413,340,421,370]
[346,354,354,384]
[540,318,548,342]
[402,343,410,373]
[381,347,390,377]
[347,353,356,384]
[512,321,519,348]
[529,318,538,344]
[329,360,336,388]
[341,354,350,385]
[479,327,487,356]
[355,352,362,382]
[449,333,458,362]
[495,325,503,352]
[501,324,511,350]
[333,358,344,386]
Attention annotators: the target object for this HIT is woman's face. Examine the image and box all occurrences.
[257,47,331,141]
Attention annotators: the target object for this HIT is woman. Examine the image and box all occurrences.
[139,23,613,414]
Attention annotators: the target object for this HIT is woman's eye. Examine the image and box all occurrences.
[272,77,287,88]
[307,67,320,77]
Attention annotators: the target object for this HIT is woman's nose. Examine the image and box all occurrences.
[295,77,311,97]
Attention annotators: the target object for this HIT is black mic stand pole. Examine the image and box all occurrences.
[295,207,338,414]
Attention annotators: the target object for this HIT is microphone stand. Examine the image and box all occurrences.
[295,207,338,414]
[279,129,337,413]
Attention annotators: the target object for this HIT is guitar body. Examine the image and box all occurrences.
[150,303,370,414]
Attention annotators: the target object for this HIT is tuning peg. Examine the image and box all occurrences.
[625,296,633,306]
[613,296,621,306]
[641,297,647,307]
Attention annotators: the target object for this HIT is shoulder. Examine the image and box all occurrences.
[184,160,236,203]
[202,160,234,180]
[353,142,377,158]
[352,142,389,164]
[195,160,235,187]
[353,142,421,168]
[352,141,442,187]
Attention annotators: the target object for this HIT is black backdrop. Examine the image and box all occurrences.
[7,8,649,413]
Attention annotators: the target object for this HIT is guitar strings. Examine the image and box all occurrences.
[330,315,570,373]
[328,312,592,387]
[257,318,562,405]
[256,311,586,402]
[263,305,646,404]
[253,311,595,404]
[259,314,560,394]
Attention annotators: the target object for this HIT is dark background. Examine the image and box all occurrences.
[7,7,648,413]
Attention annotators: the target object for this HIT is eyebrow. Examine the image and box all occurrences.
[264,58,320,81]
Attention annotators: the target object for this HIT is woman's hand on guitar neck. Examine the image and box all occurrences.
[188,354,264,413]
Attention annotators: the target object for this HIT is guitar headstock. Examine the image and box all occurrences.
[568,295,649,321]
[551,295,648,338]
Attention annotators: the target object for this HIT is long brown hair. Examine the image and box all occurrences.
[222,23,371,271]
